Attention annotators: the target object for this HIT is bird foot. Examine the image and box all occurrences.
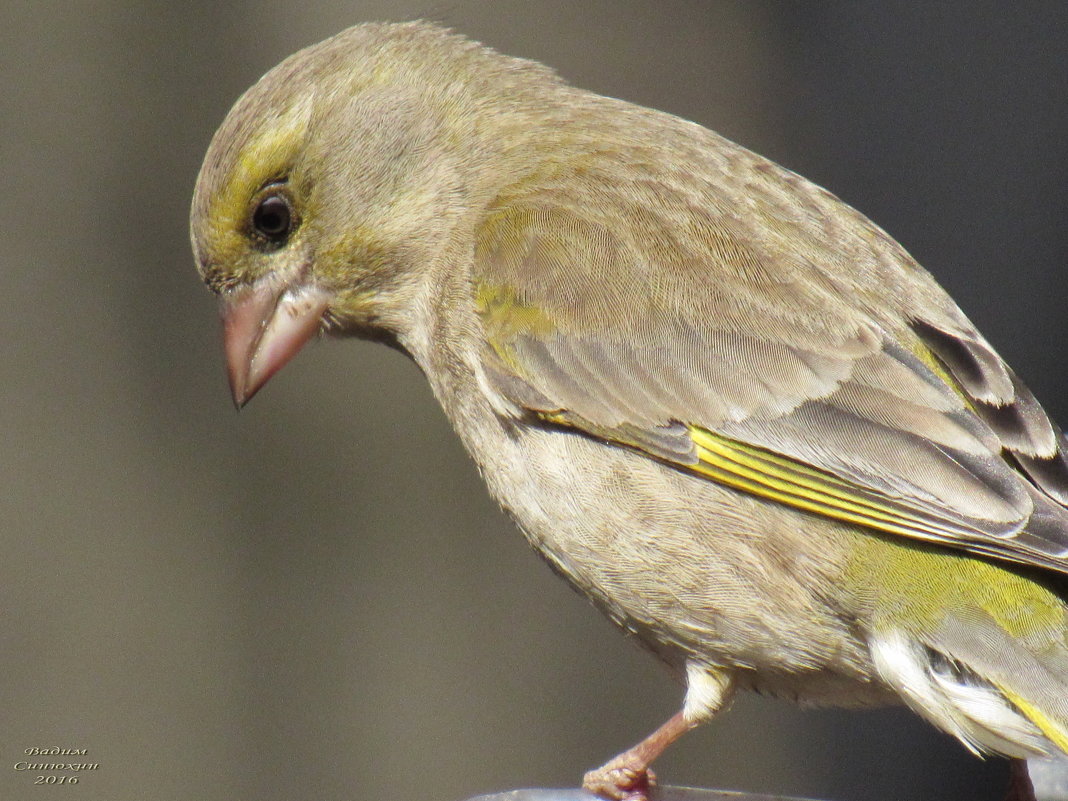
[583,756,657,801]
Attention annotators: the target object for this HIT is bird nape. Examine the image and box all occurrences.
[190,21,1068,801]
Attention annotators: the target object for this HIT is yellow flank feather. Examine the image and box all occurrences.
[843,532,1065,634]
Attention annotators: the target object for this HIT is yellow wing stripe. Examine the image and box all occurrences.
[537,412,969,543]
[689,443,933,540]
[690,428,905,517]
[687,426,965,542]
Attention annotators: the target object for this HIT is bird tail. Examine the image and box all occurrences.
[996,685,1068,755]
[867,566,1068,760]
[870,630,1068,758]
[847,513,1068,759]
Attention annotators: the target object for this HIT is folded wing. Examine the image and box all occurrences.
[473,146,1068,573]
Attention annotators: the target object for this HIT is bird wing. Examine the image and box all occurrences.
[472,148,1068,573]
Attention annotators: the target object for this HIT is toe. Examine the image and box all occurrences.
[583,762,653,801]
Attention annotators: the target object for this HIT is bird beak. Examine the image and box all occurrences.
[220,277,331,408]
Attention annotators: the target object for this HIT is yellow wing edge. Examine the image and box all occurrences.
[540,410,976,544]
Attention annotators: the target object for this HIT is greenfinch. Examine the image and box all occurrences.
[190,22,1068,801]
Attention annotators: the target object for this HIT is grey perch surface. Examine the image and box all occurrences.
[465,789,823,801]
[1030,755,1068,801]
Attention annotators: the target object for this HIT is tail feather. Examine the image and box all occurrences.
[998,686,1068,755]
[932,609,1068,741]
[932,672,1051,756]
[871,632,1051,758]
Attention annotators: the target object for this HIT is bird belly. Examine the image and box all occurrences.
[472,421,880,699]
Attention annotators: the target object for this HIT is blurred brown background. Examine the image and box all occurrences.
[2,3,1066,800]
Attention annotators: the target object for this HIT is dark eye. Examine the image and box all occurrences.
[251,192,294,245]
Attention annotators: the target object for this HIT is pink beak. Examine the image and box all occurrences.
[220,278,331,408]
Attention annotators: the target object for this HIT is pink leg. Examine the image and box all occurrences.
[582,711,697,801]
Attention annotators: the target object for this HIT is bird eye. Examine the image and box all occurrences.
[251,192,295,245]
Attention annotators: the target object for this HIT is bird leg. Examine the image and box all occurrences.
[582,710,694,801]
[1005,759,1037,801]
[583,663,734,801]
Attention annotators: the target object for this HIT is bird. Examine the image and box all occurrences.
[190,21,1068,801]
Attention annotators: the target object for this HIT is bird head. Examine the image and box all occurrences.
[189,22,558,406]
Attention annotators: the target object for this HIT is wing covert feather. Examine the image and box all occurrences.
[473,149,1068,573]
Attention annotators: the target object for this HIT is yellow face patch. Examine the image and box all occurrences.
[197,96,313,286]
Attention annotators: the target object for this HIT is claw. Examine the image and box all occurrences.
[583,758,657,801]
